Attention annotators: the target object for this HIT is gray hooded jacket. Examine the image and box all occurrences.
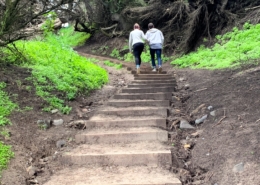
[145,28,164,49]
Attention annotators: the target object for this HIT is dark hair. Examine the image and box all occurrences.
[148,23,154,29]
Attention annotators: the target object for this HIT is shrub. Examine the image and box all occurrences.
[7,27,108,113]
[171,23,260,69]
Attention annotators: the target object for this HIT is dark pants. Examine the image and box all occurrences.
[133,43,144,66]
[150,48,162,68]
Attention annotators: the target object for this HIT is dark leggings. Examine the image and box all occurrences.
[150,48,162,67]
[133,43,144,66]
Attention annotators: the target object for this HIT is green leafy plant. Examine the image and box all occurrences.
[0,128,10,140]
[124,52,134,62]
[115,63,123,69]
[0,142,14,172]
[88,58,100,63]
[23,106,33,111]
[122,45,128,50]
[103,60,122,69]
[38,123,48,130]
[110,49,121,59]
[41,12,58,35]
[0,82,15,172]
[0,82,18,126]
[98,45,109,55]
[171,23,260,69]
[25,86,32,92]
[6,27,107,114]
[15,80,22,90]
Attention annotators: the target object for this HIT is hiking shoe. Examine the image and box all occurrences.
[152,68,156,72]
[137,68,140,74]
[158,67,162,74]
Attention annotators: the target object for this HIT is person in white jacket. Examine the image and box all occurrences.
[129,23,146,74]
[145,23,164,73]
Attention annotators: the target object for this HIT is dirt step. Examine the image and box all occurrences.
[122,87,175,93]
[114,92,172,100]
[134,77,174,80]
[83,118,166,128]
[90,114,165,121]
[128,83,176,88]
[132,80,176,84]
[134,74,173,78]
[96,107,168,117]
[107,99,170,107]
[132,70,167,74]
[43,166,181,185]
[62,141,172,166]
[76,127,168,144]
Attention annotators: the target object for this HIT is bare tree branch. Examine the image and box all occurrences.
[0,0,74,46]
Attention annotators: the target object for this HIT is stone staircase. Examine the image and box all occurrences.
[44,69,181,185]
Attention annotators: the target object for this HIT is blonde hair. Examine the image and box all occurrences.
[134,23,140,29]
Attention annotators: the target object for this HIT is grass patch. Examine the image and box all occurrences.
[0,82,17,126]
[7,27,108,114]
[103,60,122,69]
[171,23,260,69]
[0,142,14,173]
[0,82,15,174]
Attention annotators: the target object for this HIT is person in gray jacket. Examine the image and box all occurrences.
[145,23,164,73]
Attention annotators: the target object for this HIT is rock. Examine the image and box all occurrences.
[180,139,188,145]
[37,120,51,129]
[232,162,244,173]
[39,159,44,163]
[208,106,213,110]
[191,130,203,137]
[82,108,89,112]
[52,119,64,126]
[195,115,208,124]
[39,160,47,165]
[180,120,195,129]
[184,84,190,90]
[172,96,180,102]
[27,166,37,177]
[27,179,39,184]
[210,110,216,116]
[192,181,202,185]
[51,109,59,114]
[118,81,125,86]
[56,140,66,148]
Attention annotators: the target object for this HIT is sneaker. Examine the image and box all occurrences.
[158,67,162,74]
[137,68,140,74]
[152,68,156,72]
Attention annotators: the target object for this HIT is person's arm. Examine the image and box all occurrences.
[141,31,146,41]
[145,32,150,44]
[129,33,132,52]
[160,31,164,46]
